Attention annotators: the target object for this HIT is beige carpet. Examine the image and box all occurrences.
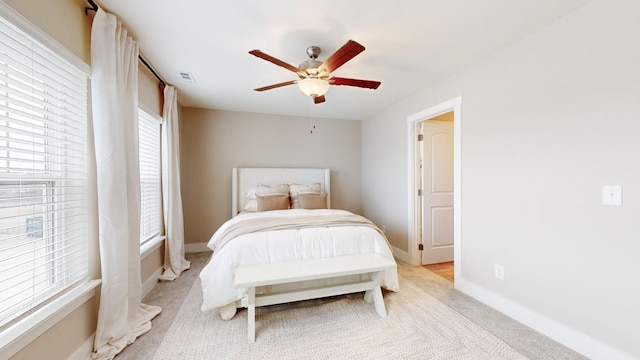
[153,274,528,359]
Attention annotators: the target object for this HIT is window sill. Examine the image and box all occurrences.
[0,279,102,359]
[141,235,165,260]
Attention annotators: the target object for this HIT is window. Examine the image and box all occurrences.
[138,108,161,244]
[0,14,88,327]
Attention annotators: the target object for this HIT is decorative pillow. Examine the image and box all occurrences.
[247,184,289,199]
[243,200,258,212]
[245,184,289,211]
[257,183,289,195]
[289,183,322,208]
[289,182,321,195]
[256,194,290,211]
[291,193,328,210]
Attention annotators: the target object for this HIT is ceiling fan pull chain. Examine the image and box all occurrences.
[310,104,316,134]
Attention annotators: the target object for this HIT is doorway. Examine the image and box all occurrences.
[407,97,462,284]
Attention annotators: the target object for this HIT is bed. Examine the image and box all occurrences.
[199,167,399,320]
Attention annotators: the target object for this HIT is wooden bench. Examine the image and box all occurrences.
[234,253,396,343]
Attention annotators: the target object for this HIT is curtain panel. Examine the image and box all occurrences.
[159,85,191,281]
[90,8,161,360]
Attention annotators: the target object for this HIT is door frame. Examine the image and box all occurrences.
[407,96,462,280]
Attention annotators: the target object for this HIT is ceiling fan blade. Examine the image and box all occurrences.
[330,77,381,89]
[249,50,301,74]
[313,95,326,104]
[319,40,365,74]
[254,80,297,92]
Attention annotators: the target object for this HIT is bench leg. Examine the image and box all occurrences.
[363,271,387,317]
[371,285,387,317]
[247,287,256,343]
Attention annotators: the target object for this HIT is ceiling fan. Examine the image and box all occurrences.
[249,40,381,104]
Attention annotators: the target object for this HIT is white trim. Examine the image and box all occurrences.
[140,236,165,298]
[68,332,95,360]
[406,96,462,272]
[390,246,410,264]
[139,103,163,123]
[142,267,163,299]
[0,1,90,75]
[140,235,165,259]
[0,279,101,360]
[456,278,635,360]
[185,243,212,253]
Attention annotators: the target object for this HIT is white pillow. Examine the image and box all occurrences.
[289,182,321,195]
[243,200,258,212]
[246,184,289,198]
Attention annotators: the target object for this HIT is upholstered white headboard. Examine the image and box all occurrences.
[232,167,331,217]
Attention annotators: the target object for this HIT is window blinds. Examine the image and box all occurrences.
[138,109,161,244]
[0,15,88,327]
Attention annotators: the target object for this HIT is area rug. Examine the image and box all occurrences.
[153,275,527,359]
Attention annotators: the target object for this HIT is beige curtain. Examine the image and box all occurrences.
[159,85,191,281]
[89,8,161,359]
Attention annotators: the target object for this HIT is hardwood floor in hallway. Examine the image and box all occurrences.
[422,261,454,282]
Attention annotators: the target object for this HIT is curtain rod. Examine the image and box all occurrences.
[85,0,167,86]
[138,54,166,86]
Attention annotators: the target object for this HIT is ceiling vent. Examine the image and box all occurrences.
[179,72,195,82]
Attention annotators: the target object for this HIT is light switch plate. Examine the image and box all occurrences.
[602,185,622,206]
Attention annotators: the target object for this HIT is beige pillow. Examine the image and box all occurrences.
[245,184,290,211]
[256,194,290,211]
[291,193,328,210]
[290,183,322,208]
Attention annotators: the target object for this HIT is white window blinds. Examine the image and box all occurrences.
[0,15,88,327]
[138,109,161,244]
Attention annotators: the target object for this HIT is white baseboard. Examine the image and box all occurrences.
[185,242,212,253]
[391,246,410,264]
[69,333,94,360]
[455,278,635,360]
[142,267,163,299]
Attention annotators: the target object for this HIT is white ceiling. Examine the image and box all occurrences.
[98,0,590,120]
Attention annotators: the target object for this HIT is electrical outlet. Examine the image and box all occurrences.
[494,264,505,281]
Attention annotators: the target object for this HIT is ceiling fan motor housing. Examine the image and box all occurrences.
[299,46,324,78]
[298,59,324,78]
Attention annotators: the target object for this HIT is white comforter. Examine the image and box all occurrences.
[199,209,399,312]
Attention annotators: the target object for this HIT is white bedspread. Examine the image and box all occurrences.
[199,209,399,312]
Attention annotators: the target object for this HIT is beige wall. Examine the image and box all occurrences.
[180,108,362,245]
[4,0,91,64]
[10,296,99,360]
[430,111,453,122]
[4,1,164,359]
[139,63,163,115]
[362,0,640,357]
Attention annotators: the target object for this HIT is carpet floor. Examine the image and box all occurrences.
[115,252,586,360]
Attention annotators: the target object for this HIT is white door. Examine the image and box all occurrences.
[421,119,454,265]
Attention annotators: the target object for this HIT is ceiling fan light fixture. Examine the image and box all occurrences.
[298,77,330,98]
[250,40,378,104]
